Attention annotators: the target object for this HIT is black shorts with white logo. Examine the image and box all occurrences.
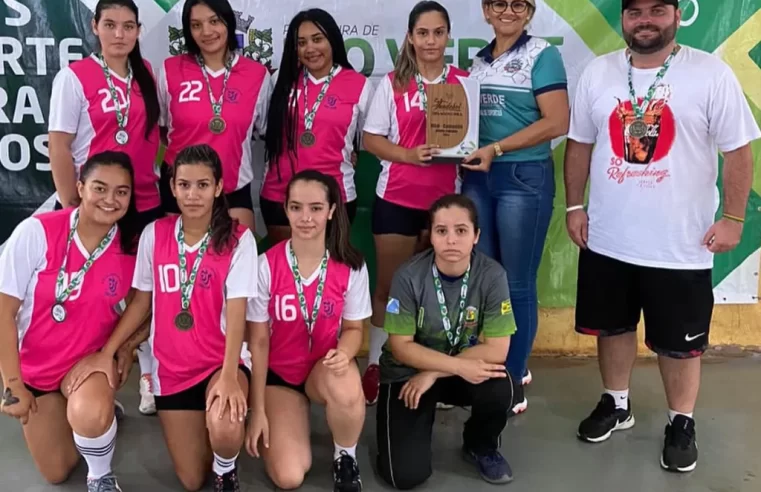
[574,248,714,358]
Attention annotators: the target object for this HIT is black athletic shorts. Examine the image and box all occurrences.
[260,197,358,228]
[154,365,252,412]
[574,248,714,358]
[266,369,306,396]
[54,202,163,234]
[372,197,429,237]
[159,162,254,214]
[24,383,59,398]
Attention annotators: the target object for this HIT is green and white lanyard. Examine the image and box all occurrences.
[176,218,211,316]
[196,53,234,134]
[51,209,116,323]
[431,262,470,351]
[626,46,678,138]
[288,242,329,352]
[414,64,450,111]
[299,65,338,147]
[96,53,132,145]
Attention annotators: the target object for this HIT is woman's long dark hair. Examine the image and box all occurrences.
[286,170,363,271]
[393,1,451,92]
[181,0,239,57]
[265,9,353,179]
[94,0,159,139]
[172,144,237,255]
[79,151,140,255]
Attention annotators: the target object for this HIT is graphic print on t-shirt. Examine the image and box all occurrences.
[606,84,676,188]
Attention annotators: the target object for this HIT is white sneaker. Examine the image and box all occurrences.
[138,374,156,415]
[522,369,533,386]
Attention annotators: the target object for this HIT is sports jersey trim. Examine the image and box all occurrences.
[534,82,568,96]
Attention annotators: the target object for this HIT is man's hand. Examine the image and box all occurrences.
[703,217,743,253]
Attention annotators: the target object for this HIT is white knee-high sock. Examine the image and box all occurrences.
[137,341,152,375]
[74,417,117,479]
[368,324,387,366]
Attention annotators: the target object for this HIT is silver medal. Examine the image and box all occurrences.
[51,303,67,323]
[115,129,129,145]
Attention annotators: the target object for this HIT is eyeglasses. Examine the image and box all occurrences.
[487,1,530,14]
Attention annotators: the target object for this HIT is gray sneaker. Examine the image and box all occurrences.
[87,474,122,492]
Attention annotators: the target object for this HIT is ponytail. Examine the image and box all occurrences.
[393,0,452,92]
[173,144,238,255]
[286,170,364,270]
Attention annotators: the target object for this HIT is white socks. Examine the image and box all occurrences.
[74,417,117,479]
[368,324,387,366]
[213,453,238,476]
[335,442,357,460]
[605,388,629,410]
[137,341,153,376]
[668,409,694,423]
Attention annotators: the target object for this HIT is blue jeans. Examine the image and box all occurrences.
[462,158,555,382]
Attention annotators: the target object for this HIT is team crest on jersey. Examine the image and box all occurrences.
[504,59,524,74]
[501,300,513,315]
[322,299,336,318]
[464,306,478,329]
[325,95,339,108]
[102,274,121,297]
[168,11,275,73]
[198,268,214,289]
[386,298,400,315]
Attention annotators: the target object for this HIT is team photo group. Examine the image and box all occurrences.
[0,0,758,490]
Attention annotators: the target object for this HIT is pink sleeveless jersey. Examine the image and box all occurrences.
[19,209,135,391]
[377,66,468,210]
[266,241,351,385]
[68,55,161,212]
[261,69,370,203]
[150,216,247,396]
[162,54,268,194]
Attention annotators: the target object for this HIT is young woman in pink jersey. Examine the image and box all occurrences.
[361,0,469,406]
[0,151,140,491]
[48,0,163,418]
[261,8,373,244]
[83,144,258,492]
[158,0,272,232]
[245,170,371,492]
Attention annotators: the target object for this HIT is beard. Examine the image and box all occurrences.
[623,20,678,54]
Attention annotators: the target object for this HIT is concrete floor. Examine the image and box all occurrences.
[1,357,759,491]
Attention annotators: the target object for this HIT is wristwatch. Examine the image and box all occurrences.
[493,142,503,157]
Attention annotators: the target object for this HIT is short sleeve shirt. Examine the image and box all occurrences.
[380,249,517,384]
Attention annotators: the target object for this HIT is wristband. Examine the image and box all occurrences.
[723,213,745,223]
[493,142,503,157]
[566,205,585,213]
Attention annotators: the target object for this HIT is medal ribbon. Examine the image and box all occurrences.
[414,64,450,112]
[196,53,234,119]
[431,262,470,350]
[627,46,678,119]
[176,218,212,311]
[288,242,329,341]
[55,208,117,304]
[302,65,338,132]
[96,53,132,131]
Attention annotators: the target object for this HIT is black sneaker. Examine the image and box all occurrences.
[577,393,635,443]
[213,468,241,492]
[661,415,698,472]
[333,451,362,492]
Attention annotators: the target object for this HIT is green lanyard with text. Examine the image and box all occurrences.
[431,262,470,351]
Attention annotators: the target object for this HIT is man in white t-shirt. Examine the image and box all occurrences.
[563,0,761,473]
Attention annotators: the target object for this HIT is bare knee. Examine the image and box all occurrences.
[267,462,308,490]
[38,458,78,485]
[67,392,114,437]
[175,467,206,492]
[324,372,363,409]
[206,410,244,450]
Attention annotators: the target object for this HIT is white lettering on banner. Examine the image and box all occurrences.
[0,86,45,123]
[0,133,48,171]
[158,264,181,294]
[98,87,129,114]
[274,294,297,322]
[3,0,31,27]
[0,37,83,75]
[178,81,203,103]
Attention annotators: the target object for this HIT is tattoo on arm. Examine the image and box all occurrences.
[7,377,18,384]
[125,323,150,352]
[2,387,19,406]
